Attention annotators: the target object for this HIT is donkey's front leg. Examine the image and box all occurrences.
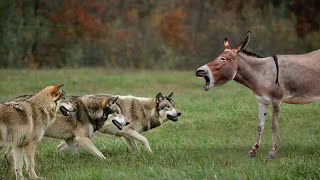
[266,101,280,160]
[248,101,268,158]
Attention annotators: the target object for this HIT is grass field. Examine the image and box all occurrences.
[0,68,320,179]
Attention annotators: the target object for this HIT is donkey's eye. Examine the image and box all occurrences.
[114,110,119,114]
[219,57,226,62]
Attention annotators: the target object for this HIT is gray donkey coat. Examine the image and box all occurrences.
[196,31,320,159]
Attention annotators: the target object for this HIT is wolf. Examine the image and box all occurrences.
[58,92,182,153]
[4,95,129,160]
[0,85,75,180]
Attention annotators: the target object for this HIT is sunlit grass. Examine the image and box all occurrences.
[0,68,319,179]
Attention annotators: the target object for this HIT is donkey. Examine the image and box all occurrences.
[196,31,320,159]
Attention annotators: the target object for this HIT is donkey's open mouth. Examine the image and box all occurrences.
[196,69,211,91]
[203,76,211,91]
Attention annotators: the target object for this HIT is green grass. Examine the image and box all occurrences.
[0,68,320,179]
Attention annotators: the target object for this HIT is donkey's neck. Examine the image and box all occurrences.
[233,54,274,95]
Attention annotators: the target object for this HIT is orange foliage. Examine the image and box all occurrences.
[160,8,194,53]
[48,0,107,40]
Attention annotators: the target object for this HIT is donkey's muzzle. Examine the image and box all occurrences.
[196,69,206,77]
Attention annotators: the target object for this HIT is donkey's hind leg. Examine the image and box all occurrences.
[266,101,280,160]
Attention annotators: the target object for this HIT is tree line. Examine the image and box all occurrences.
[0,0,319,69]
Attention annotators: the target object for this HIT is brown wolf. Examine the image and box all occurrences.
[5,95,128,160]
[0,85,75,179]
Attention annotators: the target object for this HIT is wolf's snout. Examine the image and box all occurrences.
[177,112,182,116]
[196,69,206,77]
[125,122,130,125]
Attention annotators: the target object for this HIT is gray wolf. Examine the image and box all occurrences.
[196,31,320,159]
[59,92,182,153]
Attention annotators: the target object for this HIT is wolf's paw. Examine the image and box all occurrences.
[16,176,27,180]
[31,176,43,180]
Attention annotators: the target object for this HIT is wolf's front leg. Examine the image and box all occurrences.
[121,129,153,153]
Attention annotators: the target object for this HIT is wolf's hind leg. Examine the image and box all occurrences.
[24,141,41,179]
[57,141,68,153]
[123,137,139,153]
[4,146,13,165]
[75,137,106,159]
[57,138,77,155]
[13,146,25,180]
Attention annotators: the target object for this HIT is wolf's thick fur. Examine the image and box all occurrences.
[6,95,127,160]
[47,95,126,159]
[69,93,182,153]
[0,85,72,180]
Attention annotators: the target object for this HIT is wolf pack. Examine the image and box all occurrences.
[0,84,182,179]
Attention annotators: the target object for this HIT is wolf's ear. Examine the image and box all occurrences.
[168,92,174,99]
[57,84,64,89]
[107,96,119,106]
[156,93,164,102]
[234,31,250,53]
[101,99,107,108]
[50,84,64,96]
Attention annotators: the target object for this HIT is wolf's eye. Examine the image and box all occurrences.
[165,105,170,108]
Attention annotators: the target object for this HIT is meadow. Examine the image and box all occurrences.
[0,69,319,179]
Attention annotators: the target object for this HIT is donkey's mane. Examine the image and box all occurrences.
[240,49,263,58]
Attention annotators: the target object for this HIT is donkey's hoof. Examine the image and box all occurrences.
[247,150,256,158]
[265,154,275,160]
[247,153,256,158]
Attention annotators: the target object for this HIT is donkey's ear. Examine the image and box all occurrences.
[224,37,230,49]
[234,31,250,53]
[156,93,164,102]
